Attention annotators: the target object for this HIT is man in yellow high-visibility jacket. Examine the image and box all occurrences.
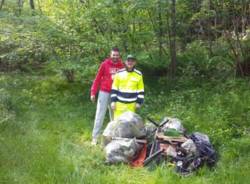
[110,54,144,119]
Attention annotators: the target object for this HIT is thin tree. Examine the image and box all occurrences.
[157,0,163,62]
[168,0,177,78]
[0,0,5,10]
[18,0,23,15]
[30,0,35,9]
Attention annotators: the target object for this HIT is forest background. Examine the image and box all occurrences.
[1,0,250,183]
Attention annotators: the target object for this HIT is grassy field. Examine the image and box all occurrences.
[1,72,250,184]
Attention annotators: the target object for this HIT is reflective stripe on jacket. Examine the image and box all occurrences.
[111,68,144,105]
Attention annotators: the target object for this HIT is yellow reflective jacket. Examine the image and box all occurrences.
[111,68,144,104]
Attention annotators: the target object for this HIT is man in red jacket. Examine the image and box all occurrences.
[90,48,124,145]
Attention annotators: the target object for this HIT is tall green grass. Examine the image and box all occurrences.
[1,73,250,184]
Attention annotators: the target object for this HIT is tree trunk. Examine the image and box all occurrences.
[158,0,163,62]
[207,0,213,56]
[0,0,5,10]
[224,31,244,77]
[168,0,177,78]
[37,0,43,13]
[30,0,35,10]
[17,0,23,15]
[63,70,75,83]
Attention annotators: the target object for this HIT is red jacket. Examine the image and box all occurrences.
[91,58,124,96]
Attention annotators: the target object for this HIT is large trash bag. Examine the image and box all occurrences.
[190,132,217,167]
[103,111,146,139]
[181,139,197,156]
[161,117,185,133]
[105,138,143,164]
[191,132,210,145]
[175,132,217,175]
[103,112,146,164]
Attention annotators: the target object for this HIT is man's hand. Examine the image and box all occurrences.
[90,95,96,103]
[111,102,116,110]
[136,103,141,109]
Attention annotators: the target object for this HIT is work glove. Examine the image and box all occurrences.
[136,103,141,109]
[111,102,116,110]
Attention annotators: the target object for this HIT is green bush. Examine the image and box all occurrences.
[178,40,210,76]
[177,39,236,78]
[0,88,15,124]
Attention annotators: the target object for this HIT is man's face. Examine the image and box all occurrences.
[110,51,120,62]
[125,59,136,70]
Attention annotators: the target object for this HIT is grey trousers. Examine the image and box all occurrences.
[92,91,113,139]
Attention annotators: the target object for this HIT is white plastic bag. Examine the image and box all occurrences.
[103,111,146,139]
[105,138,142,164]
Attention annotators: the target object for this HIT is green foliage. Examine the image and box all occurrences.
[142,77,250,146]
[1,0,250,79]
[177,39,237,78]
[0,89,15,124]
[178,40,210,76]
[0,75,16,124]
[1,0,250,183]
[1,73,250,183]
[0,14,49,67]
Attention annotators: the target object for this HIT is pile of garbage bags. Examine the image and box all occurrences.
[173,132,217,175]
[103,112,146,139]
[102,112,217,175]
[103,112,146,164]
